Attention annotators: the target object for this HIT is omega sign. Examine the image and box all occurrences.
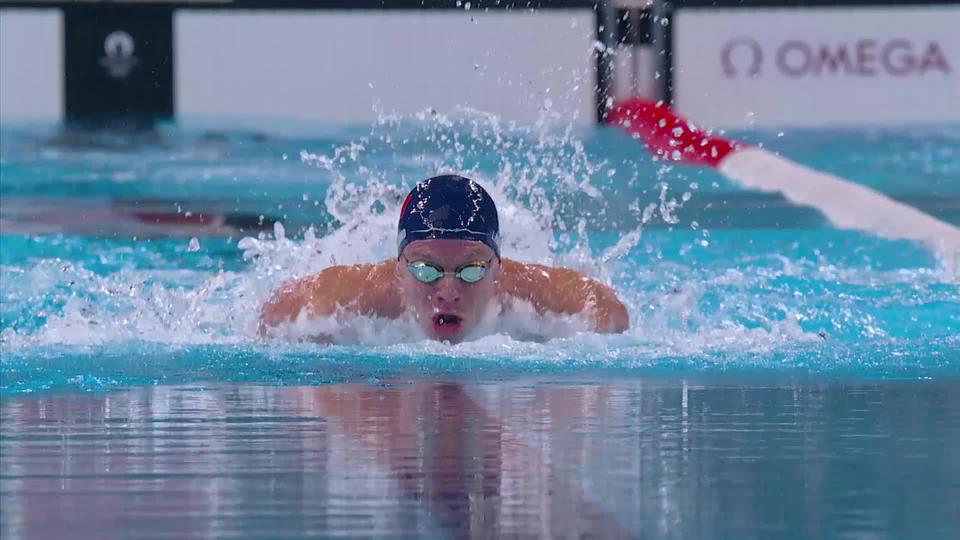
[721,38,951,78]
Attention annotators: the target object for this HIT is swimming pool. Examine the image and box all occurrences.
[2,111,959,538]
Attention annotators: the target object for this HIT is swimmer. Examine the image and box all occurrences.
[259,174,629,343]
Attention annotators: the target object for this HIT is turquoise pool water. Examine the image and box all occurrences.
[1,113,959,538]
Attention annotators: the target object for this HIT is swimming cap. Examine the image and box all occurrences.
[397,174,500,258]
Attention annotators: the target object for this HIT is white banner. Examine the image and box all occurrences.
[176,11,596,125]
[0,10,62,121]
[0,9,596,124]
[673,6,960,128]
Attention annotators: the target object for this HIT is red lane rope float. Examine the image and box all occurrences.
[605,97,738,168]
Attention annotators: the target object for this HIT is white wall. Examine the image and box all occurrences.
[673,6,960,128]
[0,10,62,121]
[175,10,597,125]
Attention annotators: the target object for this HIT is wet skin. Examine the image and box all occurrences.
[260,239,629,343]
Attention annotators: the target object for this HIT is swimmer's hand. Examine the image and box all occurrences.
[498,260,629,334]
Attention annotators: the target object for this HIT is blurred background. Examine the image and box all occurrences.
[1,0,956,128]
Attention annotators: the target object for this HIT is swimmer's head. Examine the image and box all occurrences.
[397,174,500,259]
[396,175,502,342]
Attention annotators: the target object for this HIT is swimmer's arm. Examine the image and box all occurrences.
[258,261,399,334]
[499,260,629,333]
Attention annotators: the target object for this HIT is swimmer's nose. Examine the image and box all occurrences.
[434,278,461,304]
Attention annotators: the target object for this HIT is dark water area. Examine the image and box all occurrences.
[2,377,959,539]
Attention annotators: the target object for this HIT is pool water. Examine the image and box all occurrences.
[1,111,959,538]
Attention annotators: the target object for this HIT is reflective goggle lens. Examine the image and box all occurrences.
[456,263,487,283]
[406,261,489,284]
[408,262,443,283]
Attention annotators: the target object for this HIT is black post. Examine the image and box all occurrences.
[594,0,618,123]
[652,0,675,105]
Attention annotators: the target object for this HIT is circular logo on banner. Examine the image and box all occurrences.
[721,38,763,78]
[99,30,140,79]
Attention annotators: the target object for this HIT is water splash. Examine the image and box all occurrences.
[2,109,958,390]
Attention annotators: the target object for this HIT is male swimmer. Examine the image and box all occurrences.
[260,174,629,343]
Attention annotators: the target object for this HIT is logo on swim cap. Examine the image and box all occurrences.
[397,174,500,258]
[424,205,452,227]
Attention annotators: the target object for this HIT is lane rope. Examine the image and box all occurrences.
[606,98,960,273]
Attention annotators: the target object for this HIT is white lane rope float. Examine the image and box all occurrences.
[606,98,960,275]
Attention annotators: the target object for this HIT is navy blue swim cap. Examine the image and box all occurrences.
[397,175,500,258]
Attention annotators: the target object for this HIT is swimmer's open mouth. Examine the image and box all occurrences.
[433,314,463,327]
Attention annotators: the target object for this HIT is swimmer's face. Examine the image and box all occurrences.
[397,239,501,343]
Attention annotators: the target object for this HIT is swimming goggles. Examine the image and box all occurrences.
[404,259,491,284]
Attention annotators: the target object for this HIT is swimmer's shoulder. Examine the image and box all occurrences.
[261,260,401,326]
[495,259,628,332]
[497,258,581,291]
[312,260,395,286]
[320,260,401,315]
